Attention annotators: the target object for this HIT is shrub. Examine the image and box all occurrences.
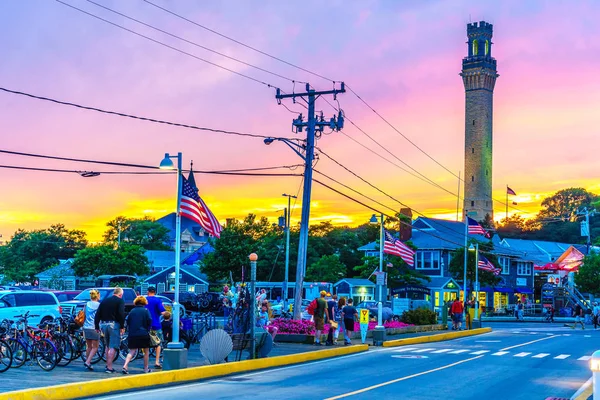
[401,308,437,325]
[270,319,315,335]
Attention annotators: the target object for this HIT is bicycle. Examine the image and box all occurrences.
[5,312,59,371]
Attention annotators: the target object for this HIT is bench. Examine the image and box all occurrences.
[227,331,269,362]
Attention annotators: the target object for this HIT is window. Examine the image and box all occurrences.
[498,257,510,275]
[415,251,440,270]
[35,293,57,305]
[0,294,16,307]
[472,39,478,56]
[471,176,474,182]
[471,201,475,207]
[472,119,475,125]
[472,148,475,154]
[517,262,532,276]
[485,40,489,55]
[486,170,488,176]
[123,290,136,302]
[15,293,37,307]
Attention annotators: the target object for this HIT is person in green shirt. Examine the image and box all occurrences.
[314,290,330,345]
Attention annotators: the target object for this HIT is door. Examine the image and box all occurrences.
[15,293,42,325]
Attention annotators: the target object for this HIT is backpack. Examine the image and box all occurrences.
[307,299,317,316]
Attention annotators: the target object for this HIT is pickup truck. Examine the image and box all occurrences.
[59,287,138,319]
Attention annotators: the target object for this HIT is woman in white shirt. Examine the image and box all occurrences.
[83,289,101,371]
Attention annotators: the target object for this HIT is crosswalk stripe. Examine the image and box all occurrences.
[563,334,571,337]
[413,348,435,353]
[532,353,550,358]
[584,335,591,338]
[393,348,418,352]
[448,349,469,354]
[431,349,452,353]
[554,354,570,359]
[470,350,490,355]
[514,352,531,357]
[578,356,591,361]
[529,332,538,335]
[492,351,509,356]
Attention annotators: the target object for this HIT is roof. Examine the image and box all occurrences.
[410,217,491,250]
[155,213,208,246]
[426,276,462,290]
[36,259,75,278]
[144,265,209,285]
[497,238,584,264]
[358,242,378,252]
[334,278,375,287]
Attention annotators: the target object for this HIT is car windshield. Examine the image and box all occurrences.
[74,289,111,301]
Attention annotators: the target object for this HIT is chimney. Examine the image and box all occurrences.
[399,208,413,241]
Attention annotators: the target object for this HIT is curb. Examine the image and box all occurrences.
[1,345,368,400]
[571,377,592,400]
[382,327,492,347]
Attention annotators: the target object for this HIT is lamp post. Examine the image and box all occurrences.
[370,214,386,345]
[282,193,296,313]
[159,152,187,369]
[469,243,480,321]
[249,253,258,359]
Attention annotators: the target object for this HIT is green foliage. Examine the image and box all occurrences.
[539,188,598,222]
[72,243,149,277]
[448,242,501,290]
[401,308,437,325]
[575,254,600,295]
[306,254,346,283]
[103,216,170,250]
[353,252,430,288]
[0,224,87,283]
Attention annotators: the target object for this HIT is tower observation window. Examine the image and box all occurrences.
[473,39,478,56]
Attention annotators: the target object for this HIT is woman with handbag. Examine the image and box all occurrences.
[122,296,153,374]
[82,289,100,371]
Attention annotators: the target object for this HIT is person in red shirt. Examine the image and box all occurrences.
[451,298,464,331]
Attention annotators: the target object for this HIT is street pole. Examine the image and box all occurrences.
[172,152,183,348]
[377,214,384,328]
[456,171,461,222]
[475,243,479,320]
[282,194,296,313]
[249,253,258,359]
[117,220,121,247]
[586,208,591,254]
[463,210,468,328]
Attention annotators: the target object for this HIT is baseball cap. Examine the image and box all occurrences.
[320,290,327,296]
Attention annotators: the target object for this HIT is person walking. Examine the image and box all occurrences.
[313,291,330,346]
[325,294,338,346]
[256,304,278,342]
[593,302,600,329]
[571,303,585,330]
[82,289,100,371]
[334,297,346,344]
[94,287,125,374]
[450,298,464,331]
[122,296,153,374]
[145,286,166,370]
[342,299,358,345]
[517,301,525,321]
[545,305,555,323]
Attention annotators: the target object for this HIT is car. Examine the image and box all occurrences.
[159,291,199,311]
[356,301,395,321]
[59,287,138,318]
[0,286,22,291]
[0,290,62,325]
[35,290,81,302]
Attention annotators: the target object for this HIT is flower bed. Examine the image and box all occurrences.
[270,318,412,335]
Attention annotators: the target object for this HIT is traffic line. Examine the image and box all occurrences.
[500,335,559,351]
[431,349,452,353]
[492,351,509,356]
[532,353,550,358]
[448,349,470,354]
[554,354,570,359]
[324,355,485,400]
[578,356,591,361]
[413,348,435,353]
[470,350,490,355]
[584,335,591,338]
[392,348,418,352]
[514,352,531,357]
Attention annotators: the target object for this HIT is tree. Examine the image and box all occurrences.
[448,243,501,291]
[353,253,429,288]
[103,216,171,250]
[575,254,600,295]
[72,243,149,277]
[538,188,598,222]
[306,254,346,283]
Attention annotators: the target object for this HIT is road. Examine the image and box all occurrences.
[92,323,596,400]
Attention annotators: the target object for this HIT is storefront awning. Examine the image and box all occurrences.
[516,287,533,294]
[494,287,513,293]
[480,287,494,292]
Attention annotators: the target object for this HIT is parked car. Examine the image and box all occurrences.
[0,286,22,291]
[0,290,61,325]
[356,301,395,321]
[35,289,81,302]
[160,291,199,312]
[59,287,138,319]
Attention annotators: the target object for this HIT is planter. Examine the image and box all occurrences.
[274,334,314,344]
[348,324,446,339]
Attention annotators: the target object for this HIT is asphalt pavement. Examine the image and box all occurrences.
[90,322,598,400]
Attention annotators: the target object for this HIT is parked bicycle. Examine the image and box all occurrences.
[4,312,59,371]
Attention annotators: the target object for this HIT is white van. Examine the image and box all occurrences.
[0,290,61,325]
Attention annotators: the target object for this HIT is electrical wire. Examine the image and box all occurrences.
[55,0,279,90]
[0,87,291,141]
[142,0,337,83]
[84,0,305,85]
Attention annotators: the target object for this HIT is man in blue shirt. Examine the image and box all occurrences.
[146,287,166,369]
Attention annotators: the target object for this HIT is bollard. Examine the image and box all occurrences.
[442,304,448,327]
[591,350,600,399]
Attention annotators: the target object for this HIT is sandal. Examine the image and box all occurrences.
[154,364,162,369]
[122,368,129,375]
[145,369,152,373]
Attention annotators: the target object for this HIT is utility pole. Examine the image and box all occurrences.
[275,83,345,320]
[282,193,297,313]
[117,220,122,248]
[579,207,596,254]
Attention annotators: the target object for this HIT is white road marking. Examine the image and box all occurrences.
[529,332,538,335]
[393,347,418,352]
[584,335,591,338]
[578,356,591,361]
[476,340,500,343]
[532,353,550,358]
[392,355,429,359]
[554,354,570,359]
[492,351,509,356]
[448,349,470,354]
[470,350,490,355]
[500,335,559,351]
[563,334,571,337]
[514,352,531,357]
[413,348,435,353]
[431,349,452,353]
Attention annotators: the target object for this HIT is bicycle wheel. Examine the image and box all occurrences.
[118,336,139,361]
[34,339,59,371]
[55,337,74,367]
[0,339,13,372]
[80,339,103,365]
[6,339,26,368]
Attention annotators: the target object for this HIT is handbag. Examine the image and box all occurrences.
[74,310,85,327]
[330,321,338,329]
[149,330,161,347]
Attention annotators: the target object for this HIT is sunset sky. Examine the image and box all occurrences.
[1,0,599,242]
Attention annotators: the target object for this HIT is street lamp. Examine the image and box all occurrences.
[370,214,385,342]
[469,243,480,321]
[249,253,258,359]
[158,152,187,369]
[282,193,296,313]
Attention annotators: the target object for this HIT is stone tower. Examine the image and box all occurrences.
[461,21,498,221]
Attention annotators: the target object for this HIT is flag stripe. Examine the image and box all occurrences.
[467,217,490,238]
[383,231,415,266]
[179,175,222,238]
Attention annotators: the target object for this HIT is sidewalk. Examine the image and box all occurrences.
[0,328,452,394]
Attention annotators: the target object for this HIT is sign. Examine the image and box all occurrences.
[375,272,386,286]
[358,308,369,344]
[547,274,560,285]
[516,278,527,286]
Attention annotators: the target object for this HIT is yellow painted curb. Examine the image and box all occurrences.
[382,327,492,347]
[1,345,368,400]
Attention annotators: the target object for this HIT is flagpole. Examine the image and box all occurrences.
[506,184,508,221]
[172,152,183,349]
[463,210,468,329]
[456,171,461,222]
[475,243,479,320]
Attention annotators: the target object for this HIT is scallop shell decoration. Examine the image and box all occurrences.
[200,329,233,365]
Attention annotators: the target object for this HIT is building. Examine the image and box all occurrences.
[334,278,376,304]
[461,21,499,221]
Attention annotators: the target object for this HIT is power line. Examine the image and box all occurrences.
[142,0,336,83]
[55,0,279,90]
[84,0,305,85]
[0,87,290,140]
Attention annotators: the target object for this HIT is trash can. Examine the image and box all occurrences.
[442,304,448,327]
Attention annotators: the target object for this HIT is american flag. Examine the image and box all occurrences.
[478,254,500,275]
[383,231,415,267]
[467,217,490,238]
[180,175,222,238]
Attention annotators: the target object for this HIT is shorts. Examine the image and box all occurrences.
[151,329,164,343]
[128,335,152,350]
[100,322,121,349]
[314,316,325,331]
[83,328,100,341]
[344,319,355,332]
[453,313,463,322]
